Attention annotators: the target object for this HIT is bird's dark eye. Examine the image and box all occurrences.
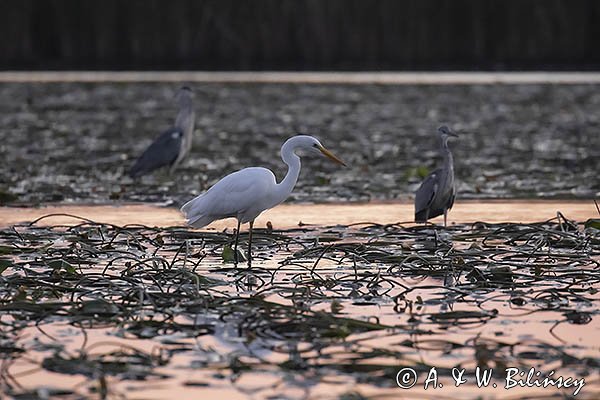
[313,143,318,147]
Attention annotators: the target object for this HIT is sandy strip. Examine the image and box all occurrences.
[0,200,596,230]
[1,71,600,84]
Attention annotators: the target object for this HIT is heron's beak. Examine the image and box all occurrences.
[318,145,346,166]
[448,131,459,137]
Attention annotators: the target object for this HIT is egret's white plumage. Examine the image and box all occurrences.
[181,166,281,227]
[181,135,345,264]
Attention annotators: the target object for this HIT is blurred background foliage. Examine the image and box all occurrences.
[0,0,598,70]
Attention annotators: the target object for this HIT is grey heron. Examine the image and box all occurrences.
[129,86,195,178]
[181,135,346,266]
[415,125,459,226]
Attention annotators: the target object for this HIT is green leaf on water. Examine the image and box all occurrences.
[222,245,234,262]
[316,175,330,185]
[330,299,344,314]
[222,245,245,263]
[0,258,12,274]
[323,324,352,338]
[416,166,430,179]
[402,166,430,181]
[0,190,17,204]
[0,245,16,255]
[0,245,43,255]
[429,310,496,321]
[585,219,600,230]
[47,259,77,274]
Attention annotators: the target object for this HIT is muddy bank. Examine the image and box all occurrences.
[0,200,596,229]
[0,82,599,205]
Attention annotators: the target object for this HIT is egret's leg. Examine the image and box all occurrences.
[234,219,241,265]
[443,209,448,227]
[247,220,254,268]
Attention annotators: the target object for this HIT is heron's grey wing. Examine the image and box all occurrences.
[128,127,183,178]
[415,169,441,220]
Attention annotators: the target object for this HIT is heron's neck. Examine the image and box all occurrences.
[175,101,195,137]
[440,136,454,170]
[272,144,301,206]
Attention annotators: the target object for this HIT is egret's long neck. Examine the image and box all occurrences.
[272,142,301,206]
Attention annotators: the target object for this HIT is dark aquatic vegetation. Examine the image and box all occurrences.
[0,213,598,398]
[0,83,599,205]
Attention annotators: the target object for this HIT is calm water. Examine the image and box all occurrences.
[1,213,598,399]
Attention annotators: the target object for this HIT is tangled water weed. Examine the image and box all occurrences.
[0,213,598,399]
[1,83,599,205]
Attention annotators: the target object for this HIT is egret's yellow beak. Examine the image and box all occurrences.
[318,145,346,166]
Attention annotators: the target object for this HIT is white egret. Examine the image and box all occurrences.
[181,135,345,266]
[415,125,459,227]
[129,86,195,177]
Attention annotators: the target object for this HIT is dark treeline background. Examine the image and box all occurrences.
[1,0,599,70]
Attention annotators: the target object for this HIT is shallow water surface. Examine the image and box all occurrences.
[0,210,598,399]
[0,200,597,229]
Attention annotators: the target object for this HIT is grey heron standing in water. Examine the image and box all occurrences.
[415,125,459,227]
[129,86,195,177]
